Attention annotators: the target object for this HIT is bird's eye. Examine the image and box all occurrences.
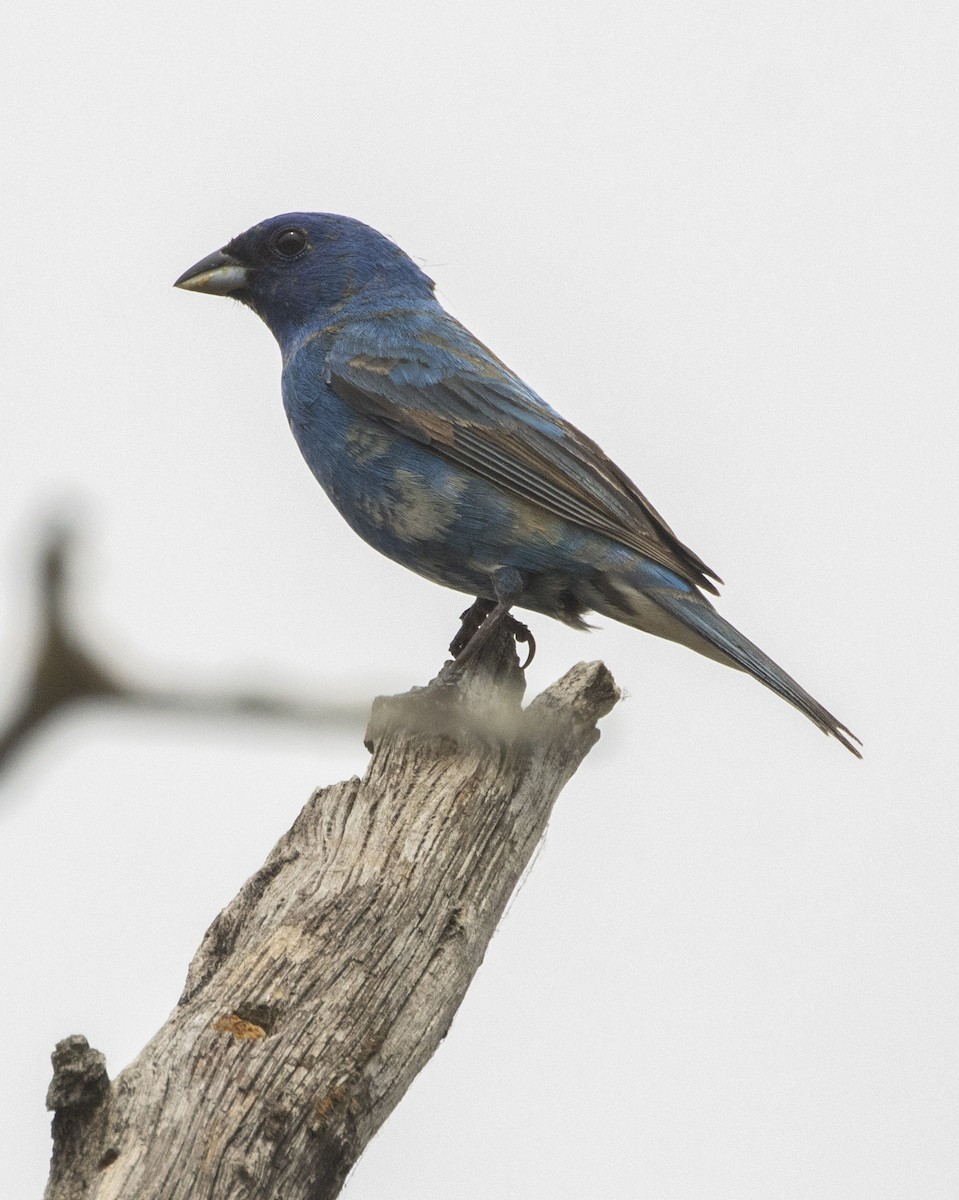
[271,228,309,259]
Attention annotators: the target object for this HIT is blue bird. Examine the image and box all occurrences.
[175,213,860,756]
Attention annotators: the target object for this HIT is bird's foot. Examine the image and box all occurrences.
[449,599,536,669]
[503,614,536,668]
[449,599,495,658]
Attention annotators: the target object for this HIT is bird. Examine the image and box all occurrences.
[175,213,860,756]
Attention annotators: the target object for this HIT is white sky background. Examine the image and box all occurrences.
[1,2,956,1196]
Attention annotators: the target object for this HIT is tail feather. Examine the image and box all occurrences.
[647,589,862,757]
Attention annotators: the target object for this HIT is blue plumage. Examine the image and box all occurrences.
[175,213,860,755]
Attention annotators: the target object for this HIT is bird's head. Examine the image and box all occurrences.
[175,212,434,345]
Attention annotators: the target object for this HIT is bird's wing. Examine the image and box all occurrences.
[313,311,721,594]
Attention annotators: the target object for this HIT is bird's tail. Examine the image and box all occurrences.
[592,572,862,756]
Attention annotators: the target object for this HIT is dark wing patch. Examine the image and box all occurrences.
[323,320,722,594]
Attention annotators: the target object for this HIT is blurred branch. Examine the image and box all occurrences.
[43,627,620,1200]
[0,521,368,779]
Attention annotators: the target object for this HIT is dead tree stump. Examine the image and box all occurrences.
[43,628,620,1200]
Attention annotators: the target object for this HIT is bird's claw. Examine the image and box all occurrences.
[449,600,536,669]
[504,615,536,668]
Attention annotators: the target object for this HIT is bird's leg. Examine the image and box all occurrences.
[450,569,536,669]
[449,598,495,658]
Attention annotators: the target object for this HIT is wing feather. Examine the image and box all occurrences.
[321,314,722,594]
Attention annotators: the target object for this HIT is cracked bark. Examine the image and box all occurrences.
[43,627,620,1200]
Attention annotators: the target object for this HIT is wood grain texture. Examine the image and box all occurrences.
[44,629,620,1200]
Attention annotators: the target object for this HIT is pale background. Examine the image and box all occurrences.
[2,2,956,1196]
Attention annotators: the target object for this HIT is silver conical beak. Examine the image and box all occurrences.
[174,248,249,296]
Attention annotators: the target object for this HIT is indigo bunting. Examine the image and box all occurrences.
[176,214,859,755]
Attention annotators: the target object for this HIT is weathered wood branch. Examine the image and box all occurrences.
[0,521,369,785]
[43,628,620,1200]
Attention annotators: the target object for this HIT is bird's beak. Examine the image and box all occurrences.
[174,248,249,296]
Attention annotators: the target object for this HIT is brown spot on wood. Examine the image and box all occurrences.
[213,1013,267,1040]
[97,1147,119,1170]
[312,1084,350,1127]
